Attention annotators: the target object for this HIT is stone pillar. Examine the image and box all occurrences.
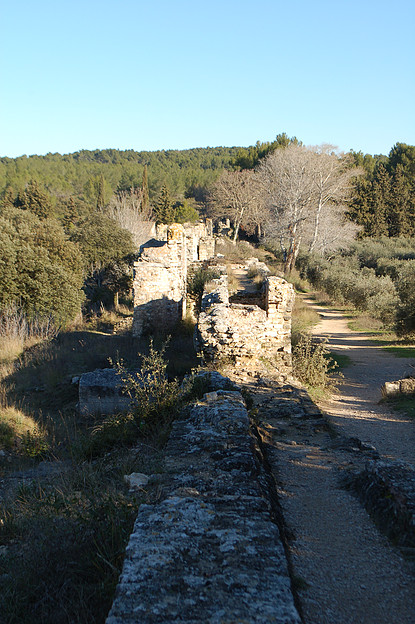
[265,277,295,370]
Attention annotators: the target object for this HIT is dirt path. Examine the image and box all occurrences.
[308,299,415,466]
[243,299,415,624]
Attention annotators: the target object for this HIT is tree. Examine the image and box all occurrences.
[69,212,135,310]
[106,187,154,249]
[62,196,81,232]
[0,206,84,326]
[231,133,301,171]
[306,146,360,253]
[209,170,263,242]
[258,145,361,273]
[174,199,200,224]
[154,184,176,224]
[258,145,314,272]
[15,180,53,220]
[141,165,150,214]
[97,174,106,211]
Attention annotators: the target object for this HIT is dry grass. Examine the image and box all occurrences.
[0,405,49,455]
[291,296,320,344]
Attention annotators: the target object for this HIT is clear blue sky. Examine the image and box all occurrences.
[1,0,414,158]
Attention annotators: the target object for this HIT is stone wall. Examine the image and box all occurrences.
[133,221,215,337]
[132,225,187,338]
[79,369,131,416]
[106,373,301,624]
[195,274,295,376]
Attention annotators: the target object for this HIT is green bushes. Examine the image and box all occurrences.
[297,238,415,333]
[292,333,340,393]
[187,266,221,310]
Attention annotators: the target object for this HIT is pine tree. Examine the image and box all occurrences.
[63,197,80,231]
[389,165,413,236]
[369,165,390,237]
[16,180,53,220]
[0,187,15,213]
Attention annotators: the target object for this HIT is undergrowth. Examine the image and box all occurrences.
[292,333,341,397]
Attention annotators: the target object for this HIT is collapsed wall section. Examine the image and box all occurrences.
[195,275,295,376]
[106,375,301,624]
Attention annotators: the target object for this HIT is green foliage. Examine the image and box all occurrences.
[292,333,339,392]
[395,262,415,336]
[187,266,221,311]
[174,199,200,223]
[0,146,240,211]
[0,464,140,624]
[349,143,415,238]
[231,132,301,170]
[21,427,50,458]
[141,164,150,213]
[15,179,53,220]
[0,206,84,327]
[83,174,113,209]
[298,237,415,335]
[113,339,181,435]
[153,184,176,224]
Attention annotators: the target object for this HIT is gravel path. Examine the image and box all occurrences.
[309,300,415,466]
[248,299,415,624]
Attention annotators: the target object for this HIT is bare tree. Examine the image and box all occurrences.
[258,144,362,273]
[307,146,362,253]
[107,187,155,249]
[209,170,263,242]
[257,144,314,273]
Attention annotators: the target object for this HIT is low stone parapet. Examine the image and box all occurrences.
[106,376,301,624]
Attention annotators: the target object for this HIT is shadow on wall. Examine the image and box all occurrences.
[132,297,185,338]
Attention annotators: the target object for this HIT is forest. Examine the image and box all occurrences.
[0,136,414,333]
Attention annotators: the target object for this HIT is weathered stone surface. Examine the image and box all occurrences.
[195,275,295,375]
[79,369,132,416]
[106,382,301,624]
[343,460,415,547]
[124,473,150,490]
[132,222,215,337]
[382,376,415,397]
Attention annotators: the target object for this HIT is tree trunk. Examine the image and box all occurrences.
[309,196,323,254]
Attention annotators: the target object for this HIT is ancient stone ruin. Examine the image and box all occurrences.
[132,220,215,338]
[106,372,301,624]
[196,269,295,376]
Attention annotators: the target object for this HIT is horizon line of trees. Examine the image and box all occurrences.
[1,134,414,329]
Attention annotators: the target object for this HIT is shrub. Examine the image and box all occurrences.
[292,333,339,392]
[0,405,49,456]
[112,339,180,436]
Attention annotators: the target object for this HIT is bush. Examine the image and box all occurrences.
[112,339,180,436]
[292,333,339,392]
[187,266,220,310]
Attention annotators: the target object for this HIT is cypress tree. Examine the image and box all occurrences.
[154,184,176,224]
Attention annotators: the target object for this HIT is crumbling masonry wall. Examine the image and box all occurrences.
[133,222,215,337]
[195,274,295,376]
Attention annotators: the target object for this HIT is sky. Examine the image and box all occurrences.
[1,0,414,158]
